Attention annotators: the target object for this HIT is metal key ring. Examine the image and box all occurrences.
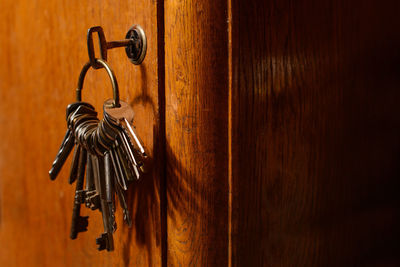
[76,58,120,107]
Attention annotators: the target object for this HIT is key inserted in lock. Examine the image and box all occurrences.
[87,25,147,69]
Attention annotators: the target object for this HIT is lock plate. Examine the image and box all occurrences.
[125,25,147,65]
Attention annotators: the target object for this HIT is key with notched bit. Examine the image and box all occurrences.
[114,173,132,227]
[104,152,116,232]
[85,152,100,210]
[109,146,128,191]
[92,154,114,251]
[70,147,89,239]
[117,131,141,180]
[49,102,95,181]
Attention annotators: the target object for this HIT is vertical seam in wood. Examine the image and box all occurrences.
[157,0,167,266]
[228,0,233,265]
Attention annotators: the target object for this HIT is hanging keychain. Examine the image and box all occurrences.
[49,26,147,251]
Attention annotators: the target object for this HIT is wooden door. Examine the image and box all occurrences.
[0,0,162,266]
[1,0,400,266]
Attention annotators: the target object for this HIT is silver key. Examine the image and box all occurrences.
[120,118,146,158]
[109,147,128,190]
[115,139,135,182]
[103,99,147,174]
[114,174,132,227]
[117,132,140,180]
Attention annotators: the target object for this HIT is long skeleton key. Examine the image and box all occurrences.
[70,148,88,239]
[85,152,100,210]
[104,152,116,232]
[49,129,75,180]
[68,143,81,184]
[92,155,114,251]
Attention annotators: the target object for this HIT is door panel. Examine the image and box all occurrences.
[0,0,161,266]
[230,0,400,266]
[165,0,229,265]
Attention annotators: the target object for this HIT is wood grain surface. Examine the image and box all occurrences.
[1,0,400,266]
[0,0,162,266]
[230,0,400,266]
[165,0,229,266]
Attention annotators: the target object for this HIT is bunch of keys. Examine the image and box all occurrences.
[49,59,147,251]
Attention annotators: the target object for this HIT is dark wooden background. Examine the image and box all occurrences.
[1,0,399,266]
[230,0,400,266]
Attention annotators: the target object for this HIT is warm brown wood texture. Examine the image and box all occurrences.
[230,0,400,266]
[0,0,162,266]
[1,0,400,266]
[164,0,229,265]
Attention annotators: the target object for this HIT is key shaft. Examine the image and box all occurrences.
[70,148,88,239]
[49,129,75,180]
